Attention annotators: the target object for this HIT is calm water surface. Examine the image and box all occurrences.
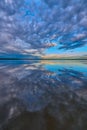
[0,60,87,130]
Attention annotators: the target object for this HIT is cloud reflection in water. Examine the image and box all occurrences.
[0,60,87,130]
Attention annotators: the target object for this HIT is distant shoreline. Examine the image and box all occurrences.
[0,58,87,60]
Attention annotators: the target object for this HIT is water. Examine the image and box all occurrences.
[0,60,87,130]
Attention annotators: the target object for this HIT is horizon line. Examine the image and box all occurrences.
[0,58,87,60]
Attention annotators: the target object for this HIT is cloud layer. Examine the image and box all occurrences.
[0,0,87,57]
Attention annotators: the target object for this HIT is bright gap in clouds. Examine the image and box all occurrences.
[0,0,87,58]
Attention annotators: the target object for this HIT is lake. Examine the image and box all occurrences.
[0,60,87,130]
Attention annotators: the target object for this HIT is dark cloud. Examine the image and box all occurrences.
[0,0,87,57]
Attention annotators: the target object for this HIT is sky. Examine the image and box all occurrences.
[0,0,87,58]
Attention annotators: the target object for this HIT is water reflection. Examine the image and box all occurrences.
[0,60,87,130]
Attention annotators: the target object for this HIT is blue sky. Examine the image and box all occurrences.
[45,45,87,55]
[0,0,87,58]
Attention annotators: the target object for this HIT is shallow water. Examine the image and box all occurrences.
[0,60,87,130]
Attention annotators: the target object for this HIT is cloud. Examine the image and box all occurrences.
[0,0,87,57]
